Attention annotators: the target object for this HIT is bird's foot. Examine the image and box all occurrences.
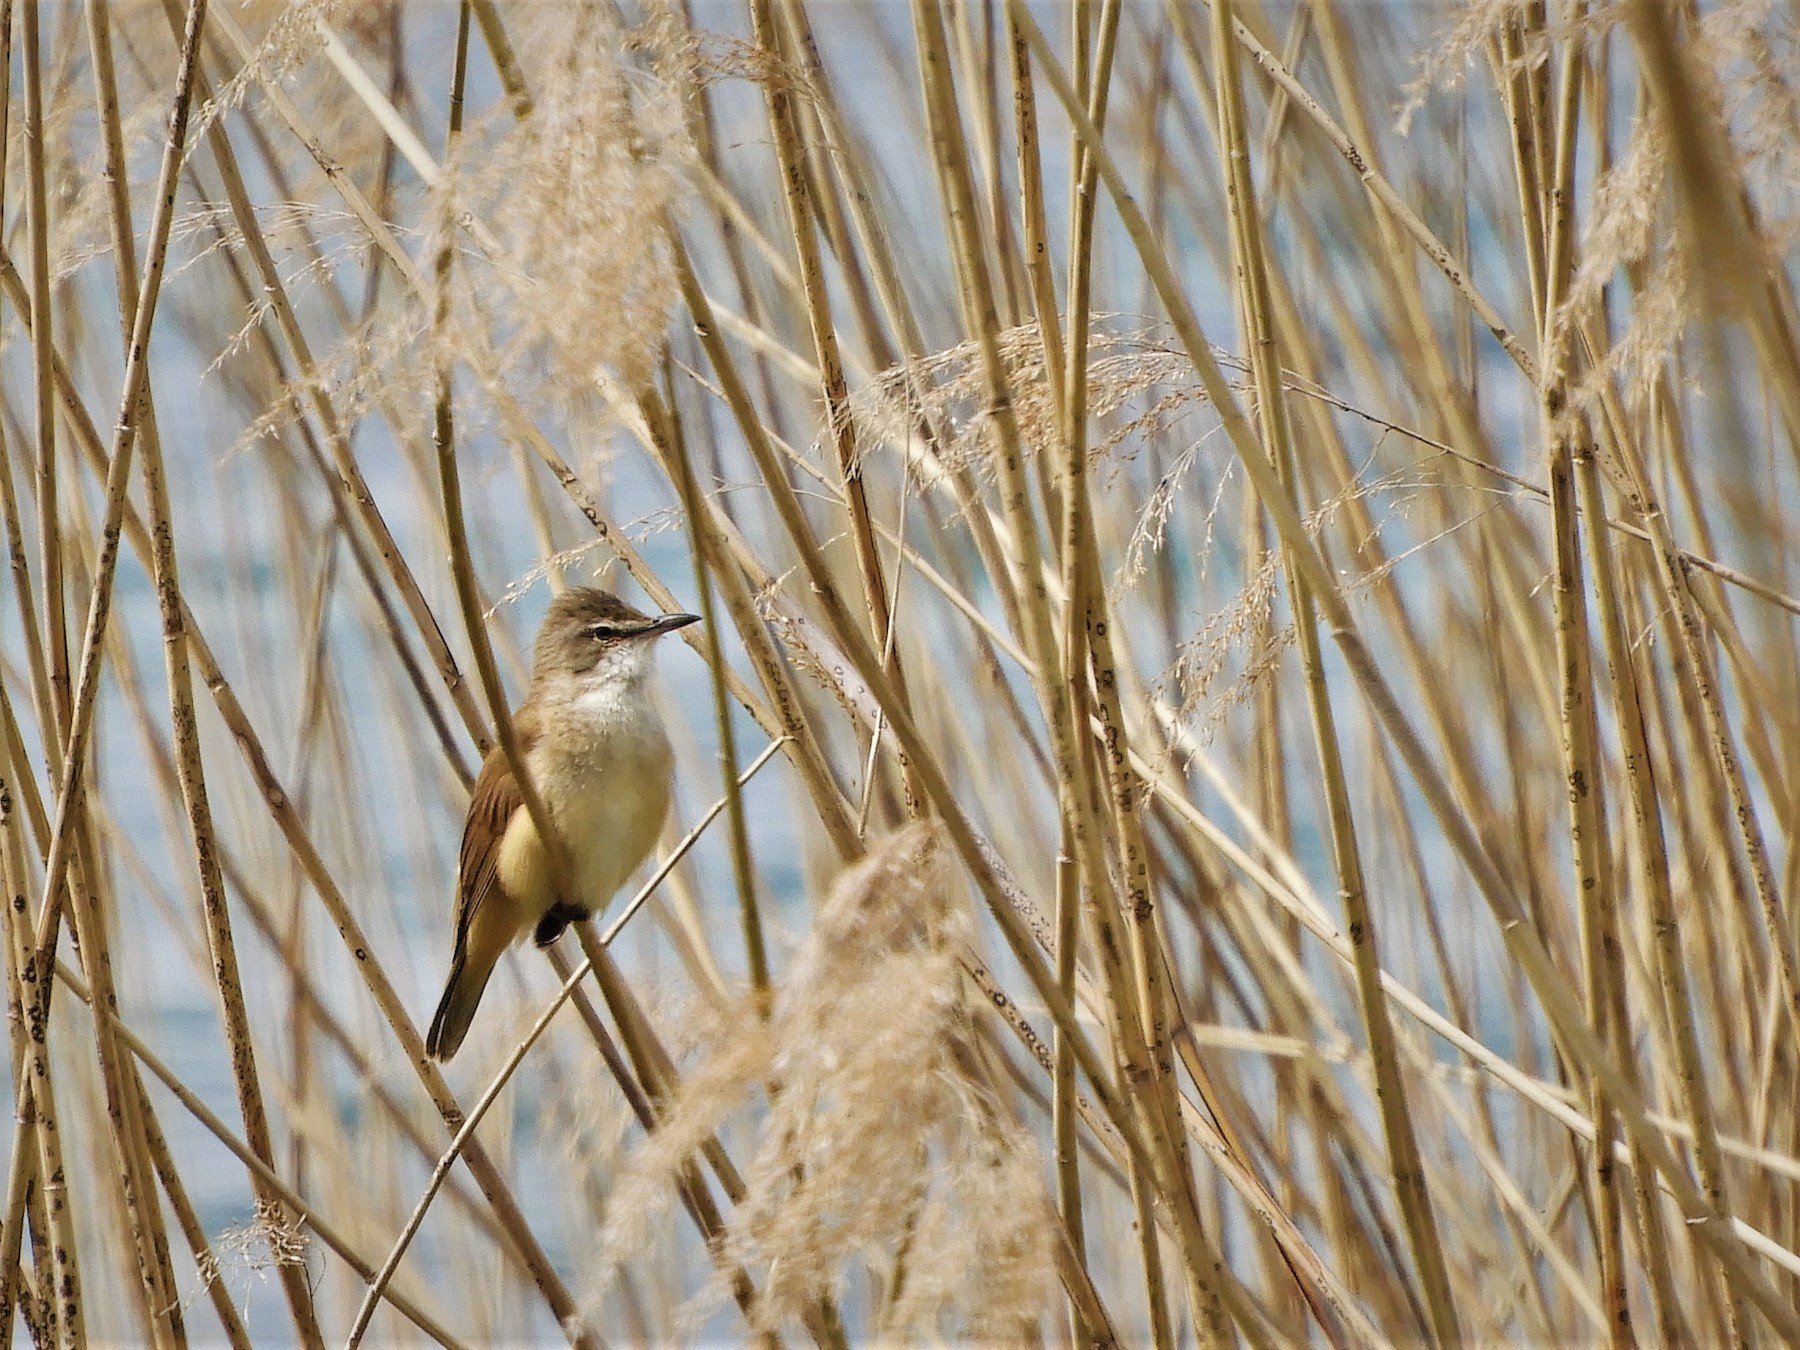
[534,901,592,948]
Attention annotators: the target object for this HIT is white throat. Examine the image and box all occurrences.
[563,643,659,729]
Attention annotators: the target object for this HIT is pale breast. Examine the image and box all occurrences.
[529,694,674,918]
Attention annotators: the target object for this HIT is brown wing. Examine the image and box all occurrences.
[452,708,542,953]
[429,712,547,1058]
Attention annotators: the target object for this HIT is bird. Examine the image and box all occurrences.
[426,587,698,1060]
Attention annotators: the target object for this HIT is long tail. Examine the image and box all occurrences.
[426,951,496,1061]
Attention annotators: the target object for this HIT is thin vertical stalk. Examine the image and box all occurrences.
[0,681,79,1348]
[116,2,321,1342]
[0,0,53,764]
[1493,10,1551,331]
[1004,16,1083,1331]
[1534,19,1633,1345]
[748,0,922,815]
[469,0,533,118]
[0,1111,47,1345]
[1059,0,1220,1337]
[1548,434,1633,1342]
[1576,331,1780,1342]
[1207,1,1460,1345]
[1065,2,1216,1313]
[651,377,771,998]
[0,424,51,770]
[1056,4,1177,1339]
[133,1077,253,1350]
[1007,13,1065,428]
[1574,440,1723,1349]
[20,0,67,742]
[84,7,227,1342]
[56,827,175,1348]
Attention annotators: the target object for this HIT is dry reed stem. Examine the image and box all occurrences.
[421,22,605,1345]
[1616,0,1800,1096]
[653,380,771,995]
[1046,1,1183,1341]
[749,0,920,817]
[882,487,1425,1331]
[1573,443,1691,1345]
[0,674,80,1346]
[605,352,862,859]
[1208,14,1462,1350]
[925,5,1236,1342]
[1004,14,1085,1339]
[19,0,65,758]
[1584,303,1789,1320]
[1531,18,1637,1343]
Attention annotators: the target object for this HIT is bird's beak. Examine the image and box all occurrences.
[643,612,701,637]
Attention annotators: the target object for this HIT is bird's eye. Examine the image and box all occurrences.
[587,623,622,641]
